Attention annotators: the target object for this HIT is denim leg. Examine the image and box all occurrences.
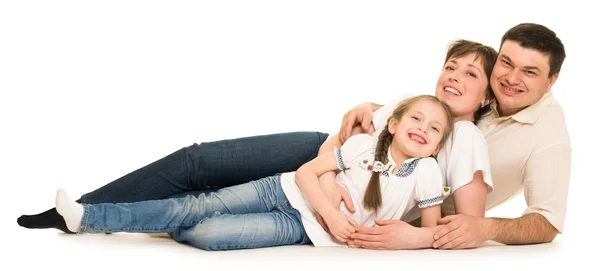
[170,204,307,251]
[80,132,328,204]
[79,175,289,234]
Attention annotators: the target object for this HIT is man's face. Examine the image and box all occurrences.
[490,40,558,116]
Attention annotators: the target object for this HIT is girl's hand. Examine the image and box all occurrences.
[323,210,359,242]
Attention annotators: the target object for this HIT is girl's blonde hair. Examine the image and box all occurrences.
[363,95,454,211]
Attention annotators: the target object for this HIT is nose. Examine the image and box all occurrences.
[506,68,520,85]
[449,72,459,83]
[418,125,428,134]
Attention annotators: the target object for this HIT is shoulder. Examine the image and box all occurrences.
[532,99,570,146]
[453,121,484,139]
[448,121,486,148]
[344,133,373,146]
[415,157,440,169]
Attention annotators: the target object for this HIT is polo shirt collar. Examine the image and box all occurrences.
[489,91,555,124]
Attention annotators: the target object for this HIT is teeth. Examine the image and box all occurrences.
[410,134,425,144]
[502,83,523,92]
[444,87,462,96]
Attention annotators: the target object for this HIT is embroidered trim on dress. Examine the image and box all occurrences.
[418,195,443,208]
[334,148,348,170]
[395,158,421,178]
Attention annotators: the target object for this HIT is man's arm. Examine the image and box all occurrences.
[432,213,558,249]
[488,213,558,244]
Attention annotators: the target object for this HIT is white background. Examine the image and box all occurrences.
[1,1,597,270]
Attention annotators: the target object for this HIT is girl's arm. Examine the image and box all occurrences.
[296,152,359,242]
[420,205,442,228]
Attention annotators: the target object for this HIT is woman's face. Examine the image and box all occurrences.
[435,53,489,122]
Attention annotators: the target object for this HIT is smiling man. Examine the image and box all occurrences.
[345,23,571,249]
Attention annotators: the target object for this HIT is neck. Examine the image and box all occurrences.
[389,141,410,166]
[497,105,522,117]
[453,114,475,123]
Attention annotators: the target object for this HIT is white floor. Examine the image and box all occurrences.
[5,218,590,271]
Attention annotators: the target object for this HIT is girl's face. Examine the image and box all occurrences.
[435,53,490,122]
[388,99,448,160]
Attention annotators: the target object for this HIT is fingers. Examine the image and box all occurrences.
[433,227,461,249]
[437,215,457,225]
[354,226,383,235]
[334,234,349,243]
[316,214,329,233]
[340,112,356,143]
[361,113,373,132]
[366,123,375,134]
[340,189,356,213]
[348,218,359,229]
[374,219,404,226]
[437,236,465,250]
[349,232,384,242]
[434,221,459,240]
[347,239,386,250]
[333,225,356,243]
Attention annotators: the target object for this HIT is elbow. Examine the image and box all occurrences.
[542,229,558,243]
[295,166,310,185]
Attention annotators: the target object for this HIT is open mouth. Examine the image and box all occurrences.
[500,82,524,94]
[408,133,427,144]
[444,86,462,96]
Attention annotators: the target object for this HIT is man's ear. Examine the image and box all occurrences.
[545,73,559,92]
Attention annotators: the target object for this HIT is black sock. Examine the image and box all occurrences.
[17,202,80,234]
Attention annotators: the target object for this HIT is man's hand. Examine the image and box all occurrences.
[339,103,375,144]
[347,220,435,250]
[316,183,356,233]
[322,210,358,243]
[433,214,490,249]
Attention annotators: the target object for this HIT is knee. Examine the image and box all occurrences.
[173,219,228,251]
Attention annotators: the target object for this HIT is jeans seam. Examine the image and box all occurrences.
[80,205,90,233]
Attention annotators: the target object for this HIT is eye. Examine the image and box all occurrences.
[501,60,511,66]
[431,126,440,133]
[525,70,537,76]
[412,116,420,121]
[444,65,455,71]
[467,72,478,78]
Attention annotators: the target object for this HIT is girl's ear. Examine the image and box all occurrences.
[387,118,398,135]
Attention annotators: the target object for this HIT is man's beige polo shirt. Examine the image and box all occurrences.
[477,91,571,233]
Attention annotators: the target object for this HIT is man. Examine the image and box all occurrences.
[342,23,570,249]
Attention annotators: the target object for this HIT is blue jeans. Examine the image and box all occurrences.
[79,132,328,204]
[79,175,310,250]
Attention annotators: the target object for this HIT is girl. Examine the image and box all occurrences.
[54,95,453,250]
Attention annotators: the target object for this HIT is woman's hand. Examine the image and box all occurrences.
[339,103,376,144]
